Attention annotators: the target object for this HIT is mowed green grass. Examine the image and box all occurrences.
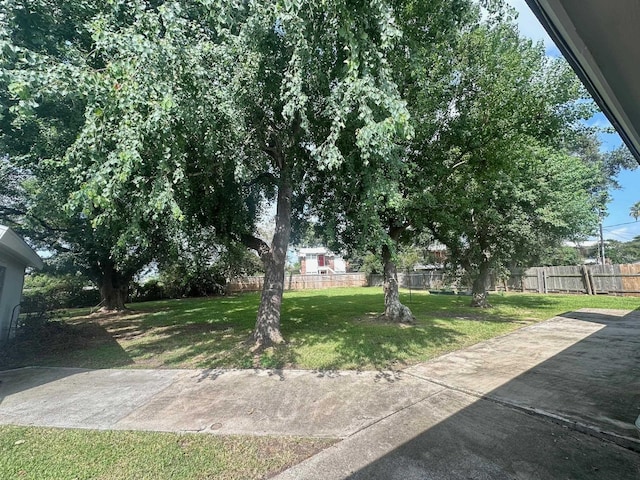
[0,426,333,480]
[4,287,640,371]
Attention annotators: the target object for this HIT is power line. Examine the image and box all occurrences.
[605,231,636,242]
[602,220,640,229]
[602,227,637,237]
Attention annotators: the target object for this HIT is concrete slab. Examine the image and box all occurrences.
[274,388,640,480]
[405,309,640,444]
[0,367,182,429]
[0,367,442,437]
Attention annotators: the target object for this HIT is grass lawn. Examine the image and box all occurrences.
[3,287,639,371]
[2,289,639,479]
[0,425,334,480]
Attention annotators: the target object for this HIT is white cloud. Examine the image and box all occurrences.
[587,113,613,130]
[604,227,631,241]
[603,225,640,242]
[564,239,599,248]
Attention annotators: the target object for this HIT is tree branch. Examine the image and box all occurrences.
[243,172,278,188]
[389,223,409,242]
[240,233,270,258]
[0,206,68,234]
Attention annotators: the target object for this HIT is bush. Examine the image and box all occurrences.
[22,273,101,310]
[130,279,167,302]
[359,253,383,275]
[160,263,226,298]
[17,293,50,337]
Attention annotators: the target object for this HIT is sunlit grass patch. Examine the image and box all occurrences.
[0,426,334,480]
[3,288,639,371]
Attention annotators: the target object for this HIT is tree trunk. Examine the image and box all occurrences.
[250,180,292,350]
[97,261,130,311]
[382,244,415,323]
[99,283,128,311]
[470,261,492,308]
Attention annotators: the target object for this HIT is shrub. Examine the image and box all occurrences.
[16,293,50,337]
[130,279,167,302]
[22,273,101,310]
[160,264,226,298]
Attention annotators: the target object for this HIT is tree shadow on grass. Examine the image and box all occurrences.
[279,323,464,372]
[0,319,134,370]
[258,294,476,371]
[80,292,469,371]
[13,290,571,371]
[118,291,545,371]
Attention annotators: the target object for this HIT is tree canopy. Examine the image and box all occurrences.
[0,0,624,335]
[2,0,418,346]
[0,0,175,309]
[310,8,602,309]
[413,19,601,306]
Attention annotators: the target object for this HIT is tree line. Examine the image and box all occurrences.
[1,0,635,349]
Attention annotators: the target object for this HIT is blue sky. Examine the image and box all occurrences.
[506,0,640,242]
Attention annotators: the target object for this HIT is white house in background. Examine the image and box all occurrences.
[0,225,44,343]
[298,247,346,275]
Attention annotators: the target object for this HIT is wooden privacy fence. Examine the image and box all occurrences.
[227,265,640,296]
[510,264,640,296]
[370,264,640,296]
[369,271,451,291]
[226,272,368,293]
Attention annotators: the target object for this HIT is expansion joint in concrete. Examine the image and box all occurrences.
[402,372,640,454]
[345,383,444,439]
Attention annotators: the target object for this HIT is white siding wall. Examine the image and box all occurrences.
[333,258,346,273]
[305,254,318,274]
[0,256,26,343]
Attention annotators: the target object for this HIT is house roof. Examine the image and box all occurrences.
[0,225,44,269]
[427,241,447,252]
[525,0,640,163]
[298,247,333,256]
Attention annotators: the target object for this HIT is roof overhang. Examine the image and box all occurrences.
[298,247,331,256]
[525,0,640,164]
[0,225,44,269]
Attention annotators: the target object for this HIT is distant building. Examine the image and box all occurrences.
[0,225,44,343]
[414,242,448,271]
[298,247,346,275]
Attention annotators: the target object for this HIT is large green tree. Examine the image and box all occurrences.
[4,1,412,347]
[429,145,599,306]
[308,0,480,322]
[0,0,174,309]
[419,21,601,306]
[310,4,599,312]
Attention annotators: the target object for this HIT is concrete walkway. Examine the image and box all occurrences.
[1,308,640,479]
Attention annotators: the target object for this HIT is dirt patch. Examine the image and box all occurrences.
[18,321,109,349]
[0,310,145,370]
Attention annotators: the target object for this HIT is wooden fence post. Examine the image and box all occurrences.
[582,265,592,295]
[587,267,597,295]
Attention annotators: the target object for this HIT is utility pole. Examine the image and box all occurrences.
[599,220,606,265]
